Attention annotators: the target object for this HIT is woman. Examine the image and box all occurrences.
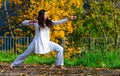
[10,9,76,69]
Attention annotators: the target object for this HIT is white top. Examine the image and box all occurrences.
[22,18,68,54]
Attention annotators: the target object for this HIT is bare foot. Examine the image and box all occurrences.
[9,64,14,70]
[56,66,67,70]
[49,65,66,70]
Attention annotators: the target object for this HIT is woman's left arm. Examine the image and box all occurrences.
[53,16,76,26]
[52,18,68,25]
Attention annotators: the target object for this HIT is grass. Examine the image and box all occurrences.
[75,50,120,68]
[0,50,120,68]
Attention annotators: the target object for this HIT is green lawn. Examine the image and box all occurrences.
[0,50,120,68]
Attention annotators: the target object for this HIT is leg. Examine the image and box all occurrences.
[50,41,64,66]
[11,41,35,67]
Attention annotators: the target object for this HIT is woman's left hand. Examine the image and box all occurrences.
[69,16,77,20]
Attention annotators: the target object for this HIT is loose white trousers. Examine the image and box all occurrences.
[12,41,64,66]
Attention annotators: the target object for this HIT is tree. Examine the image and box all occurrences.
[0,0,2,8]
[72,0,120,51]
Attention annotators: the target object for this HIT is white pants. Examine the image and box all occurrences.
[12,41,64,66]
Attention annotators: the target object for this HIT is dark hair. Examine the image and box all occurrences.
[38,9,53,28]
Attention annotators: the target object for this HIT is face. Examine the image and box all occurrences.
[44,12,48,20]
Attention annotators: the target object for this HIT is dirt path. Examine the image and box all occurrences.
[0,63,120,76]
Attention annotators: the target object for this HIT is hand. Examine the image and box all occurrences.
[33,19,38,23]
[69,16,77,20]
[29,19,38,23]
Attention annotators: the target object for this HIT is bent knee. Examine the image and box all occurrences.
[58,47,64,52]
[58,45,63,50]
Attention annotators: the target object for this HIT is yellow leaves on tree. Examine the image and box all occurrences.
[4,32,10,36]
[64,38,81,59]
[11,0,22,5]
[0,0,2,3]
[14,28,23,36]
[0,0,2,8]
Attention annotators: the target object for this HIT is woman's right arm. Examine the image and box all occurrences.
[22,20,37,26]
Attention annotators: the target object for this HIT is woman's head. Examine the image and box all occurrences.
[38,9,48,21]
[38,9,53,28]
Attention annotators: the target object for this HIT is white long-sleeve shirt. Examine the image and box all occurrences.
[22,18,68,54]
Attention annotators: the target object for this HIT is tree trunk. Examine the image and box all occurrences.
[113,0,119,51]
[3,0,14,37]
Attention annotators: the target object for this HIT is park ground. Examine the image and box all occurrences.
[0,63,120,76]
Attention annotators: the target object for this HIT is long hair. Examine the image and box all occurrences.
[38,10,53,28]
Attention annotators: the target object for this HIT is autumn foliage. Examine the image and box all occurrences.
[1,0,83,59]
[1,0,119,58]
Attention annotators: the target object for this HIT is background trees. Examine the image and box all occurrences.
[0,0,119,58]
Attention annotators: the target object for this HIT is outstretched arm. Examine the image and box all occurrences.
[52,16,76,26]
[22,19,38,26]
[53,18,68,25]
